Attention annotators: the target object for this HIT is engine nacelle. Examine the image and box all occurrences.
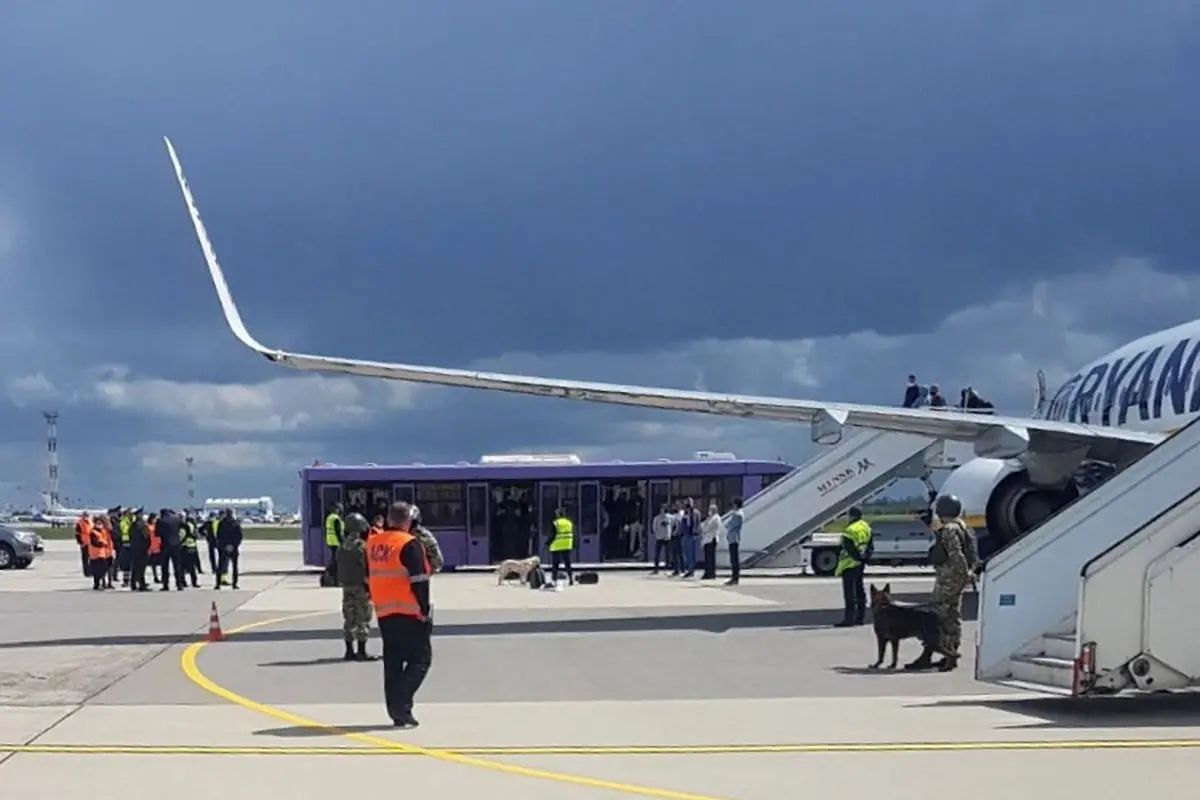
[938,457,1082,559]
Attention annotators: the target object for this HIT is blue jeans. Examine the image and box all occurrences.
[680,534,697,574]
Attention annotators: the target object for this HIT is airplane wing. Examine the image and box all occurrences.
[163,136,1164,466]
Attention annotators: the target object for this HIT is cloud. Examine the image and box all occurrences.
[5,257,1197,507]
[88,371,411,433]
[6,373,60,408]
[133,441,301,471]
[437,258,1200,464]
[469,260,1185,417]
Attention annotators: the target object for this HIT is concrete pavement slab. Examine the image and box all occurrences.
[244,695,1200,747]
[491,749,1200,800]
[0,706,74,743]
[6,538,1200,800]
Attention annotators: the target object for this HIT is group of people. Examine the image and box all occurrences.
[834,495,980,672]
[73,507,244,592]
[903,375,994,413]
[330,501,441,729]
[650,496,746,585]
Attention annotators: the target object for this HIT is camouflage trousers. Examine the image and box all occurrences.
[341,587,373,642]
[929,579,967,657]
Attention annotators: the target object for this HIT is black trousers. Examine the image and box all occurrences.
[160,545,185,588]
[130,550,150,590]
[325,545,339,584]
[378,614,432,718]
[669,536,682,573]
[727,542,741,583]
[90,558,108,589]
[181,547,200,585]
[216,548,240,588]
[205,539,219,573]
[550,550,573,584]
[79,545,89,576]
[702,540,717,579]
[840,564,866,624]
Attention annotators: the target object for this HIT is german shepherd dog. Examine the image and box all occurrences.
[868,583,940,670]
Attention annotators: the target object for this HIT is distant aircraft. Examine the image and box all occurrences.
[38,494,108,524]
[165,136,1197,555]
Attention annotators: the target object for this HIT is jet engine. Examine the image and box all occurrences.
[938,457,1095,559]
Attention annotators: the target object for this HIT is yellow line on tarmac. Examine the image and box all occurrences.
[180,611,730,800]
[7,739,1200,758]
[175,610,1200,798]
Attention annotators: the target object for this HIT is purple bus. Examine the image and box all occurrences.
[300,455,793,569]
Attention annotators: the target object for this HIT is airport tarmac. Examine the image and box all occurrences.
[3,540,1200,799]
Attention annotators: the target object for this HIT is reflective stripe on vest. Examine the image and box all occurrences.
[367,530,430,620]
[119,516,132,543]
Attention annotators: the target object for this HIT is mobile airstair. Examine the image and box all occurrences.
[725,429,962,570]
[977,416,1200,695]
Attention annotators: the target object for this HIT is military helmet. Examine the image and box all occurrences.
[343,512,370,537]
[934,494,963,520]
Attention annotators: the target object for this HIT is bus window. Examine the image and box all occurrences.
[415,482,466,528]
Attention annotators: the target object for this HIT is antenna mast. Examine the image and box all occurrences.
[42,411,59,509]
[186,456,195,510]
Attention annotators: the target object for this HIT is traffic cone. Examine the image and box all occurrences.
[207,601,224,642]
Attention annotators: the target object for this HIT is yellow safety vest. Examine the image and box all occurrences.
[549,517,574,552]
[324,513,343,547]
[118,516,132,543]
[834,519,872,577]
[182,522,197,549]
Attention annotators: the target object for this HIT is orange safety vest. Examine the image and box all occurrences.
[149,522,161,555]
[367,530,430,621]
[75,516,91,546]
[86,527,107,561]
[100,526,115,560]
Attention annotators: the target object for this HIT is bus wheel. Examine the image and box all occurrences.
[810,548,838,576]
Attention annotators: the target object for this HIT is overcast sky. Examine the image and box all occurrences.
[2,1,1199,510]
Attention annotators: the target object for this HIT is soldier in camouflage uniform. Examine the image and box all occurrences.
[409,505,445,573]
[908,494,973,672]
[336,512,375,661]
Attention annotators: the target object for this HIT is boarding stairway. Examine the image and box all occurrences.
[977,415,1200,696]
[722,429,964,570]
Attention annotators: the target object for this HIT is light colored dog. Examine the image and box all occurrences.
[496,555,541,585]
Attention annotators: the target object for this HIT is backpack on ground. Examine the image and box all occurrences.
[527,566,546,589]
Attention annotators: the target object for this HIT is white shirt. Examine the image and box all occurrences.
[701,512,726,545]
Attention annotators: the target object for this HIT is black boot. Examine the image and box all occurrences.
[933,655,959,672]
[904,654,936,671]
[354,640,375,661]
[343,639,355,661]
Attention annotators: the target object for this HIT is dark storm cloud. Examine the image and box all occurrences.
[0,1,1198,502]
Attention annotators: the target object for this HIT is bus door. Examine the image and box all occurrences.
[315,485,343,565]
[466,482,490,565]
[577,481,601,563]
[538,482,560,561]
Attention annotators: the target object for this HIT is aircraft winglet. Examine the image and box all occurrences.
[162,136,276,361]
